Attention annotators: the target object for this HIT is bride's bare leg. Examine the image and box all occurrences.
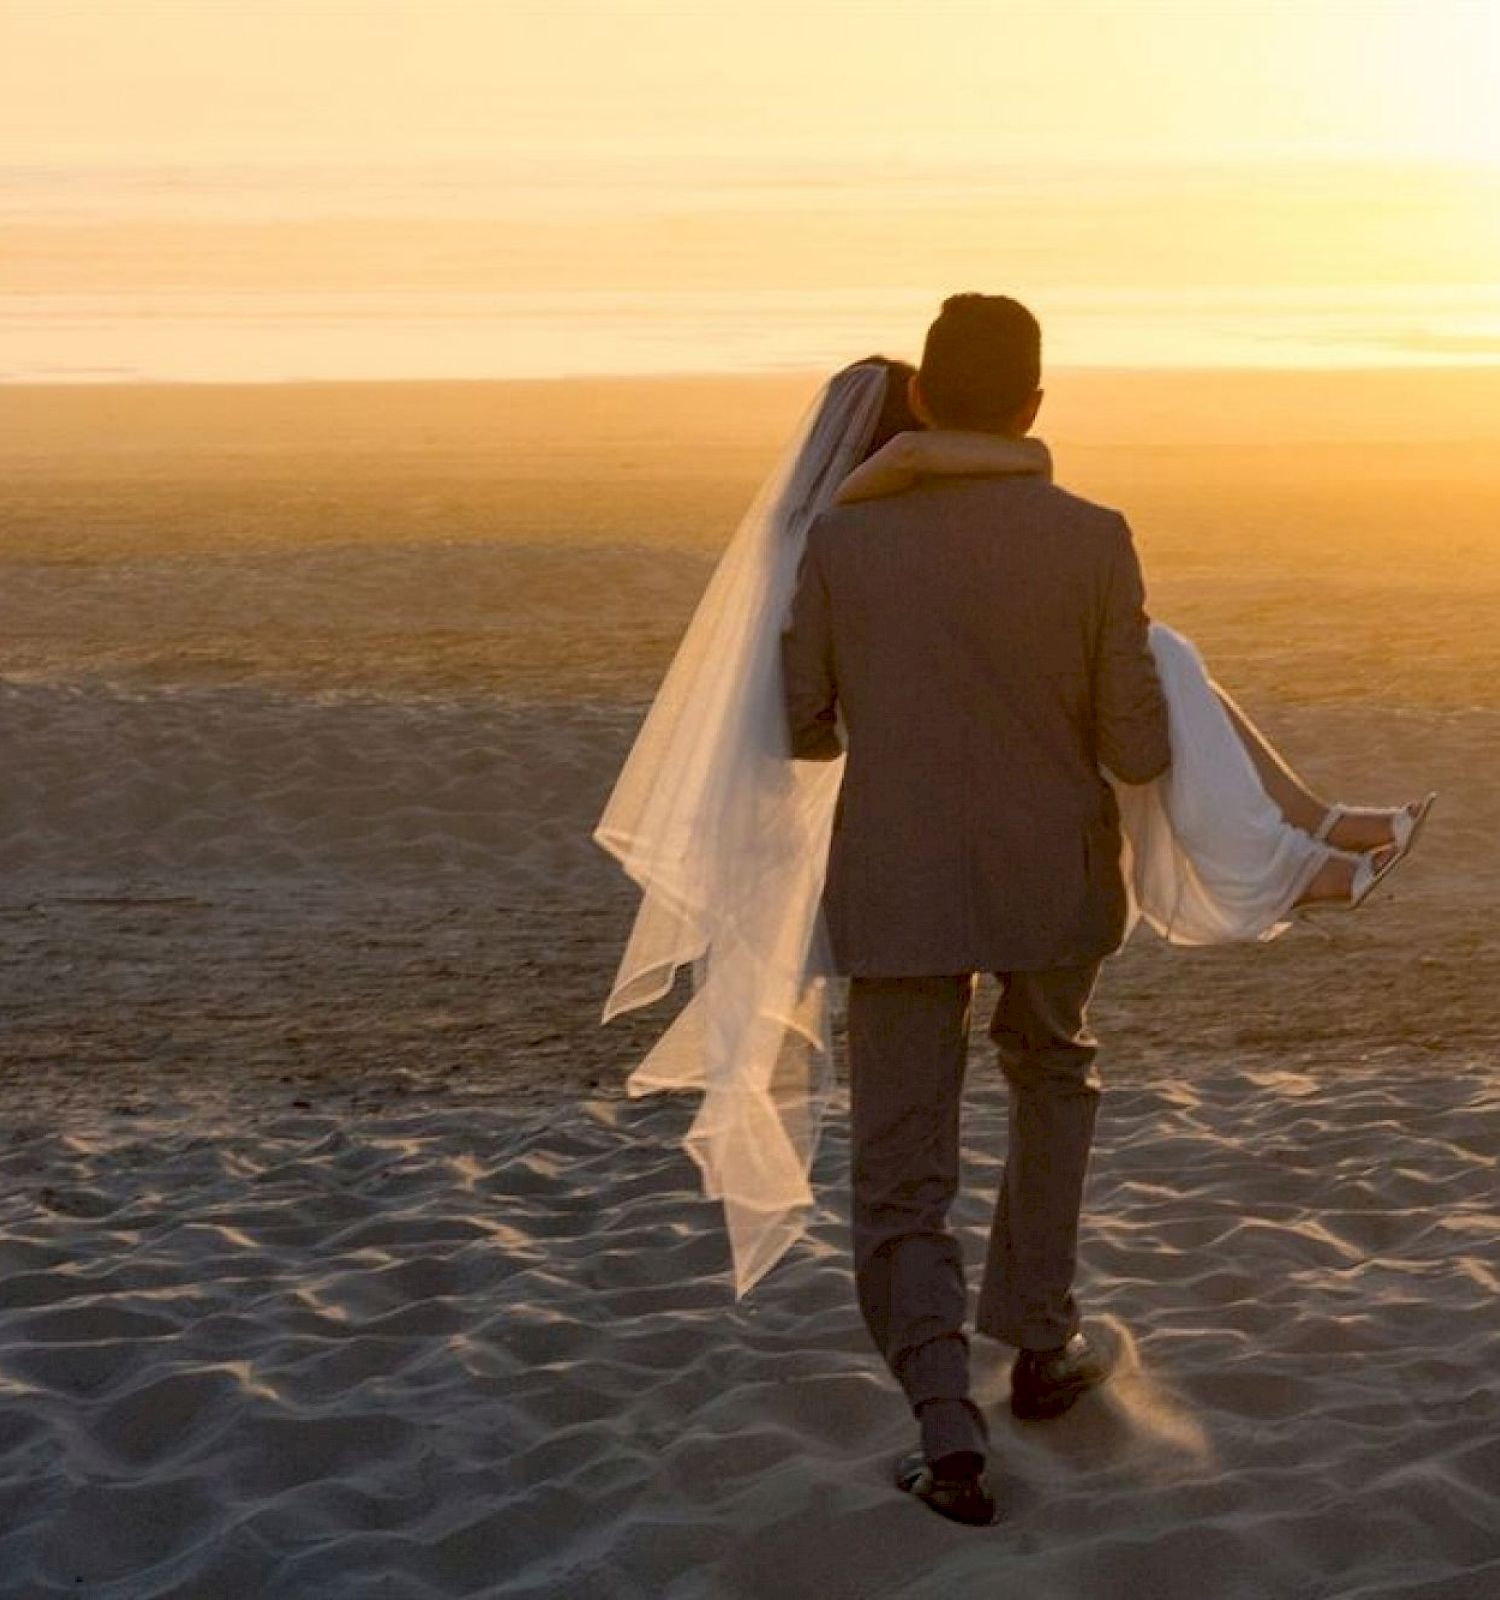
[1294,851,1359,905]
[1212,682,1349,903]
[1213,682,1403,851]
[1211,682,1328,832]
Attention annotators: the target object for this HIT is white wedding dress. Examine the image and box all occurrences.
[595,364,1329,1299]
[1114,621,1326,945]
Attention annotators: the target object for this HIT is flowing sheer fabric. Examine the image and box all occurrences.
[594,364,889,1299]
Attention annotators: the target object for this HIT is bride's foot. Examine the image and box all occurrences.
[1298,793,1435,917]
[1294,842,1402,914]
[1315,797,1433,854]
[1293,851,1361,908]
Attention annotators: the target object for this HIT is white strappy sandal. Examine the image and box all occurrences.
[1298,792,1437,918]
[1313,792,1438,855]
[1296,844,1398,919]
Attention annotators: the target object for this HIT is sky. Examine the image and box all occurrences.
[4,2,1500,379]
[4,0,1500,172]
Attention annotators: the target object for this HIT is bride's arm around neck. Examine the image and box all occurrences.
[834,430,1049,504]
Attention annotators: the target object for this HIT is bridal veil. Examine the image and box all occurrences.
[594,362,890,1298]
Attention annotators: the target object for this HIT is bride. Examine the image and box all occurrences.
[595,354,1435,1299]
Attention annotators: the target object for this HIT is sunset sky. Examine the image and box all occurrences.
[5,2,1500,379]
[6,0,1500,169]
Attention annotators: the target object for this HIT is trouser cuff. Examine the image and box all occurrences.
[916,1396,989,1461]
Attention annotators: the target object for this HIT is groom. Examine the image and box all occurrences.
[780,294,1171,1525]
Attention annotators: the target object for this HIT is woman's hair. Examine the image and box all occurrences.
[847,355,920,462]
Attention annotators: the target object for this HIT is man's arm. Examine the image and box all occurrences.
[779,524,843,761]
[1094,515,1171,784]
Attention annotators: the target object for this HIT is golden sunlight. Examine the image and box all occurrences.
[3,7,1500,1597]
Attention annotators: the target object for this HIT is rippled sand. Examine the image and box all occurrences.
[2,1067,1495,1596]
[1,373,1497,1594]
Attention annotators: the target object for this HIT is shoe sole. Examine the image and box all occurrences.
[1350,795,1436,908]
[1394,792,1437,870]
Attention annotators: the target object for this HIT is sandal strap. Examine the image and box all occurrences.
[1312,805,1345,845]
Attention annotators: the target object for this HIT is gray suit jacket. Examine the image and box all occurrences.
[780,473,1171,976]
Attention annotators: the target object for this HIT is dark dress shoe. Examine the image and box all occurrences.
[894,1448,999,1527]
[1009,1331,1113,1420]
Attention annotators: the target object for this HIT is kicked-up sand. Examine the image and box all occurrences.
[0,371,1497,1596]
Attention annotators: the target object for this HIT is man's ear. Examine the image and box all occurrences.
[907,372,937,428]
[1014,388,1044,435]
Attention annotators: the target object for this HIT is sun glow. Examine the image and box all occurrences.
[1378,1,1500,164]
[4,1,1499,170]
[4,2,1500,380]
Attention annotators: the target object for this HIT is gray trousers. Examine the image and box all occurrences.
[846,965,1103,1462]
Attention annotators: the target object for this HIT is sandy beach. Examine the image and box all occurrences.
[1,372,1498,1595]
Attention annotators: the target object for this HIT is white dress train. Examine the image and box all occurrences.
[1118,622,1329,945]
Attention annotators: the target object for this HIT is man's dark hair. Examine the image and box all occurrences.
[917,294,1041,429]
